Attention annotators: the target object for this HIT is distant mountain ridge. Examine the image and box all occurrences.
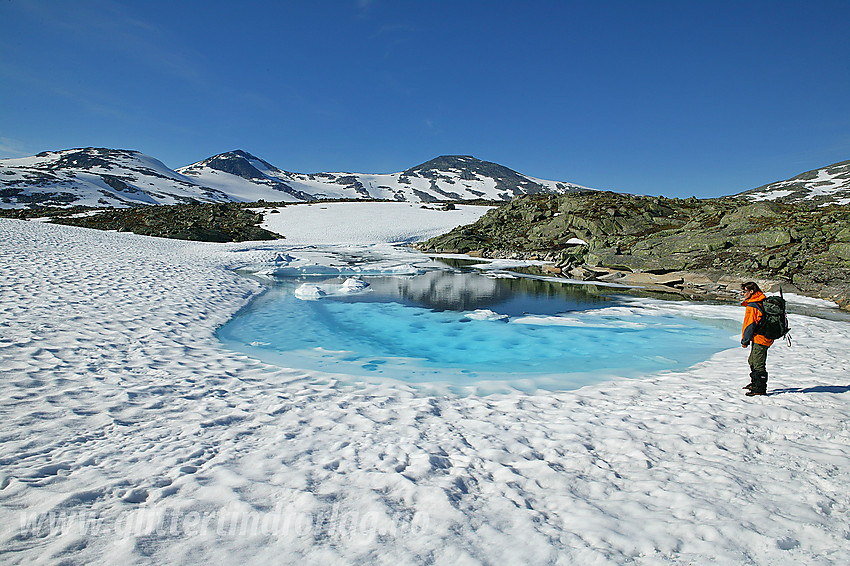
[3,148,848,209]
[737,159,850,206]
[0,148,589,209]
[0,148,231,208]
[177,151,588,204]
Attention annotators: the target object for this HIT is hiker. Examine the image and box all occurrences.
[740,281,772,396]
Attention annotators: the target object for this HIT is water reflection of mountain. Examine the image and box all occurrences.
[365,271,504,312]
[349,271,611,315]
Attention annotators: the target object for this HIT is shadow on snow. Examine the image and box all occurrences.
[769,384,850,395]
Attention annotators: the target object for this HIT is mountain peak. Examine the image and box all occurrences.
[217,149,264,162]
[0,146,229,208]
[31,147,144,170]
[403,155,560,197]
[738,159,850,206]
[36,147,141,157]
[2,148,587,208]
[406,155,485,172]
[188,150,280,180]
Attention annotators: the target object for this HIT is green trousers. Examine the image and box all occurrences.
[748,342,769,375]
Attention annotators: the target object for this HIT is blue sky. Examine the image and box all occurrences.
[1,0,848,197]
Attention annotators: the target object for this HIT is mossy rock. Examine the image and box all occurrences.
[47,202,283,242]
[737,230,792,248]
[829,242,850,261]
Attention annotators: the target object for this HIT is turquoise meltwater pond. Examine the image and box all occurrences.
[217,269,739,392]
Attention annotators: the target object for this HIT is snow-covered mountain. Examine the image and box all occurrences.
[177,151,588,203]
[737,159,850,206]
[5,147,850,210]
[0,148,588,209]
[0,148,233,208]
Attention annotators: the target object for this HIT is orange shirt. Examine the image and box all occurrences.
[741,291,775,347]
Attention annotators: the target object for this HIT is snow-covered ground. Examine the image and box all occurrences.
[1,203,849,565]
[256,202,492,244]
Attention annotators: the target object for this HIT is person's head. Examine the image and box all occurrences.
[741,281,762,299]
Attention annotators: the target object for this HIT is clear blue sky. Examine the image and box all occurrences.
[2,0,848,197]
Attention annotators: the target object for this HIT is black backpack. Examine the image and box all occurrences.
[754,289,790,340]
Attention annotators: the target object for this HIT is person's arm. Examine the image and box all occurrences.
[741,303,762,346]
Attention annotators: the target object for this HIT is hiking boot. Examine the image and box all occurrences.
[746,377,768,396]
[743,370,759,390]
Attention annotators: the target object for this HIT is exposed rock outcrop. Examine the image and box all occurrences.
[417,192,850,309]
[25,202,283,243]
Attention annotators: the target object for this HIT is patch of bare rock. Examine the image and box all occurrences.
[417,191,850,310]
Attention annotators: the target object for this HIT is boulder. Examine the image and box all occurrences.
[829,242,850,261]
[720,201,782,226]
[737,230,792,248]
[597,271,626,282]
[616,272,684,287]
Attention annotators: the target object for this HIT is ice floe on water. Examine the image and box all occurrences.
[293,277,371,300]
[293,283,327,300]
[339,277,371,294]
[2,206,850,565]
[248,250,428,279]
[512,313,650,329]
[461,309,509,322]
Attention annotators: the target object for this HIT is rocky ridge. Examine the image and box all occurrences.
[0,148,231,208]
[738,159,850,206]
[2,202,283,243]
[179,152,586,204]
[416,192,850,310]
[0,147,586,209]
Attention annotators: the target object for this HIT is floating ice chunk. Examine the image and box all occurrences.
[512,314,648,329]
[293,278,372,300]
[386,264,425,275]
[272,263,423,277]
[273,264,346,276]
[294,284,327,300]
[339,277,370,294]
[463,309,509,322]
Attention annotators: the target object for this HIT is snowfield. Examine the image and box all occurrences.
[1,203,849,565]
[256,202,493,244]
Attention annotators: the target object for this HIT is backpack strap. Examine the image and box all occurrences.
[751,300,766,332]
